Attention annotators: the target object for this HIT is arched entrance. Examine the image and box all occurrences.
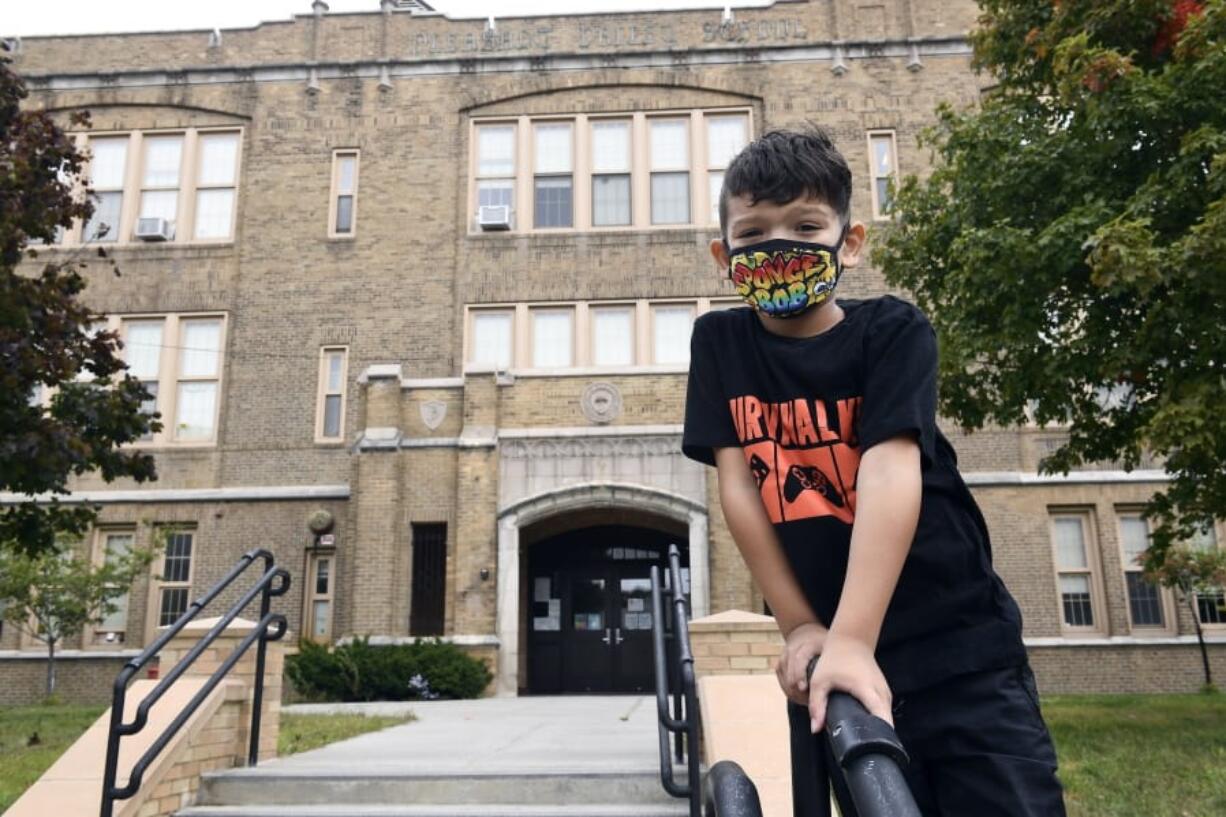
[495,483,708,696]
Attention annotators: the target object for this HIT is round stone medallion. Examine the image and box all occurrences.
[580,382,622,425]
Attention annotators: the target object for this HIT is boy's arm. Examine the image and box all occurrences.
[714,446,827,704]
[806,434,921,733]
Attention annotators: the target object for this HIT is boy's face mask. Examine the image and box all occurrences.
[725,224,848,319]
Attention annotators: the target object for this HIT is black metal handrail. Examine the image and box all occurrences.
[650,544,702,817]
[703,760,764,817]
[824,691,921,817]
[100,548,290,817]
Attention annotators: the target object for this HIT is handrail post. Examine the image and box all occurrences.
[248,551,275,766]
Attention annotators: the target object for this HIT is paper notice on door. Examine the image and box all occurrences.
[533,616,560,632]
[627,598,645,612]
[549,599,560,617]
[534,577,551,602]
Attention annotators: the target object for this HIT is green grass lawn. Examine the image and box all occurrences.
[1044,693,1226,817]
[278,711,415,756]
[0,703,106,812]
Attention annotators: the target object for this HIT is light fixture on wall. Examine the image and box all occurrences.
[479,567,490,581]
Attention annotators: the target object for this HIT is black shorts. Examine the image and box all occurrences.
[788,663,1067,817]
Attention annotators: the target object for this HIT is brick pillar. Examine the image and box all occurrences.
[453,371,500,640]
[689,610,783,677]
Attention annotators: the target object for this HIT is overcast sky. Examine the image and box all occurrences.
[3,1,775,38]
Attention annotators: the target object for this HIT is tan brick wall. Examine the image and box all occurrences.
[691,612,784,676]
[0,654,131,706]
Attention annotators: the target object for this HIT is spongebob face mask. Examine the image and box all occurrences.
[726,226,848,319]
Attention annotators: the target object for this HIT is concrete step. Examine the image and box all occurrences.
[194,770,693,809]
[178,805,691,817]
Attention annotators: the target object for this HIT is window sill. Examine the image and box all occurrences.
[464,363,689,378]
[465,224,719,240]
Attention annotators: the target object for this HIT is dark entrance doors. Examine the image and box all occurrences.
[527,525,689,695]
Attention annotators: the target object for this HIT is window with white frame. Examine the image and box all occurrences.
[868,131,898,220]
[124,319,164,442]
[652,304,694,365]
[176,318,222,442]
[306,551,334,642]
[1117,513,1167,629]
[84,136,129,243]
[469,309,513,368]
[531,308,574,368]
[195,132,240,239]
[591,305,634,366]
[330,150,359,236]
[650,118,691,225]
[471,109,751,233]
[534,122,573,229]
[1189,524,1225,625]
[94,528,136,645]
[139,134,184,235]
[1050,512,1100,631]
[591,119,632,227]
[706,114,748,224]
[316,347,348,442]
[476,124,517,224]
[157,528,194,627]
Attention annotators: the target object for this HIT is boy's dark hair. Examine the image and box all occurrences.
[719,127,852,237]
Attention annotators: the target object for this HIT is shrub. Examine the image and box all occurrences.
[285,637,492,702]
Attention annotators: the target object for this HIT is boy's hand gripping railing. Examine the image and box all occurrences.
[650,544,702,817]
[99,548,290,817]
[823,691,921,817]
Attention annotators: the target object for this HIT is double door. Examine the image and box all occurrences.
[561,562,656,693]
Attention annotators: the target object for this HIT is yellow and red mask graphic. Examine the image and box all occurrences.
[727,237,844,318]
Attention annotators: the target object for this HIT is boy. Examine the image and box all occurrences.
[681,128,1066,816]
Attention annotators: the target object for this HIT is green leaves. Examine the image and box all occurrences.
[874,0,1226,565]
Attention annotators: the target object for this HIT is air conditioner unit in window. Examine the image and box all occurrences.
[477,205,512,231]
[134,217,174,241]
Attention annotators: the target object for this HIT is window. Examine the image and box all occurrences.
[650,118,690,225]
[706,114,748,224]
[139,134,184,236]
[1050,513,1101,631]
[306,552,334,642]
[123,320,164,441]
[531,308,574,368]
[591,306,634,366]
[315,347,348,442]
[469,309,513,368]
[195,132,239,239]
[470,109,751,233]
[329,150,359,237]
[476,124,517,225]
[94,529,135,645]
[1117,513,1167,630]
[84,136,129,243]
[410,523,447,636]
[652,304,694,365]
[1190,524,1226,626]
[157,529,194,627]
[176,318,222,442]
[591,119,632,226]
[534,122,573,228]
[867,131,898,220]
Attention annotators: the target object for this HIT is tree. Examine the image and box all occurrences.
[873,1,1226,563]
[1,53,160,557]
[0,533,158,697]
[1144,544,1226,689]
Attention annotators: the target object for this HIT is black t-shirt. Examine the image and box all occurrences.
[682,295,1026,694]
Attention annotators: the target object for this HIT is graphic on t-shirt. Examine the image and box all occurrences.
[729,394,862,525]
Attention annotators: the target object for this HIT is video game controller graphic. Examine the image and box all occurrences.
[782,464,844,506]
[748,454,771,489]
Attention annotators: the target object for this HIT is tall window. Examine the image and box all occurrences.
[330,150,359,236]
[1190,525,1226,625]
[190,132,238,239]
[534,122,574,228]
[469,309,513,368]
[306,552,334,642]
[652,304,694,365]
[867,131,898,220]
[591,119,632,227]
[650,118,690,225]
[94,529,135,644]
[157,529,194,627]
[176,318,222,442]
[1117,514,1166,629]
[476,124,516,223]
[591,306,634,366]
[317,347,348,442]
[410,523,447,636]
[124,320,164,442]
[531,308,574,368]
[84,136,128,243]
[706,114,748,224]
[1050,513,1099,631]
[140,134,184,236]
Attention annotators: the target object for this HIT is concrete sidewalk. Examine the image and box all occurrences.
[276,695,662,775]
